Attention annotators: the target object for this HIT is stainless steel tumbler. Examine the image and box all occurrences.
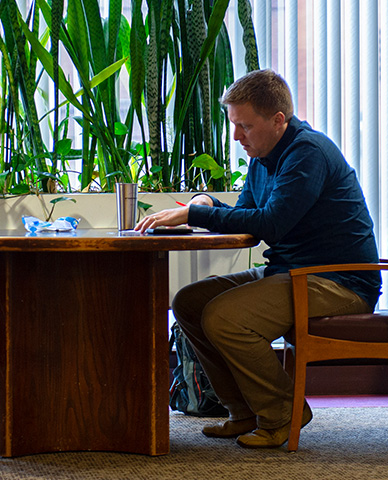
[115,183,138,230]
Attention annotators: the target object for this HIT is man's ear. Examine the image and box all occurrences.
[273,111,286,128]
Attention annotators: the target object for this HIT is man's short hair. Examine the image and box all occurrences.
[221,69,294,122]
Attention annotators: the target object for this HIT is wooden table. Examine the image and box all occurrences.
[0,229,257,457]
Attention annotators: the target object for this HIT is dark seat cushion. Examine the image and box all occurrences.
[284,310,388,345]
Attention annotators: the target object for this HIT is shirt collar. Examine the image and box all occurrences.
[257,116,302,172]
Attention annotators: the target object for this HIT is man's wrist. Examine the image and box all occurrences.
[188,203,212,228]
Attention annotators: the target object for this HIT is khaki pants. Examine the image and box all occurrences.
[171,267,372,429]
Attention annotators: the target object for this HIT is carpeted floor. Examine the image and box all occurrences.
[0,405,387,480]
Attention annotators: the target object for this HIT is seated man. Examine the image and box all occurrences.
[136,69,381,448]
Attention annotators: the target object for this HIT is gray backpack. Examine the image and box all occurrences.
[169,322,229,417]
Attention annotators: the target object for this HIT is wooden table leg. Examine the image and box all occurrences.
[0,250,170,457]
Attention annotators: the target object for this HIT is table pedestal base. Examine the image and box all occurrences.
[0,250,169,457]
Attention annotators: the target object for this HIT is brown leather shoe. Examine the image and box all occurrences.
[236,402,313,449]
[202,417,257,438]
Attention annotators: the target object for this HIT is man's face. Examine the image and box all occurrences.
[227,102,285,158]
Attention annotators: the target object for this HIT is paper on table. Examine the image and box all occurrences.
[22,215,80,233]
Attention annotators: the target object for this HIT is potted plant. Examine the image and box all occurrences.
[1,0,259,196]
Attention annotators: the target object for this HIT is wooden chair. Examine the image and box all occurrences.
[283,260,388,452]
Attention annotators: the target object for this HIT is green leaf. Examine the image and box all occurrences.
[56,138,72,155]
[50,196,77,205]
[67,0,89,77]
[9,185,31,195]
[192,154,222,171]
[115,122,128,135]
[37,171,60,180]
[211,166,227,179]
[79,0,107,74]
[105,170,124,178]
[192,154,226,180]
[231,170,242,186]
[130,0,146,118]
[90,56,128,87]
[138,200,152,211]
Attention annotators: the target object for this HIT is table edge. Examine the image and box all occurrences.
[0,230,259,252]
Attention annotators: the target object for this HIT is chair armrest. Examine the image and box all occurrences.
[289,261,388,278]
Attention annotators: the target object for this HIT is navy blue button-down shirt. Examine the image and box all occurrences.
[188,116,381,308]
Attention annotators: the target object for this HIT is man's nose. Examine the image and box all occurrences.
[234,126,244,142]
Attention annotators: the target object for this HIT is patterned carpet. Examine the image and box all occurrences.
[0,405,387,480]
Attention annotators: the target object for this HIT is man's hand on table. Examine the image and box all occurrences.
[134,194,213,234]
[135,206,190,234]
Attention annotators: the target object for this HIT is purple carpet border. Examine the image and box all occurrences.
[306,395,388,408]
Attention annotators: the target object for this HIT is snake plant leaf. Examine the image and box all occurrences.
[159,0,173,63]
[80,0,107,75]
[189,0,212,157]
[29,0,41,94]
[0,36,21,142]
[37,0,82,71]
[199,0,230,64]
[43,56,128,115]
[118,14,131,76]
[68,0,100,192]
[130,0,146,121]
[171,0,230,174]
[39,60,127,144]
[0,0,7,18]
[79,1,123,139]
[237,0,259,71]
[108,0,122,66]
[18,15,92,122]
[51,0,65,171]
[6,0,48,177]
[145,2,160,168]
[130,0,148,175]
[211,21,234,187]
[106,0,123,128]
[67,0,89,78]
